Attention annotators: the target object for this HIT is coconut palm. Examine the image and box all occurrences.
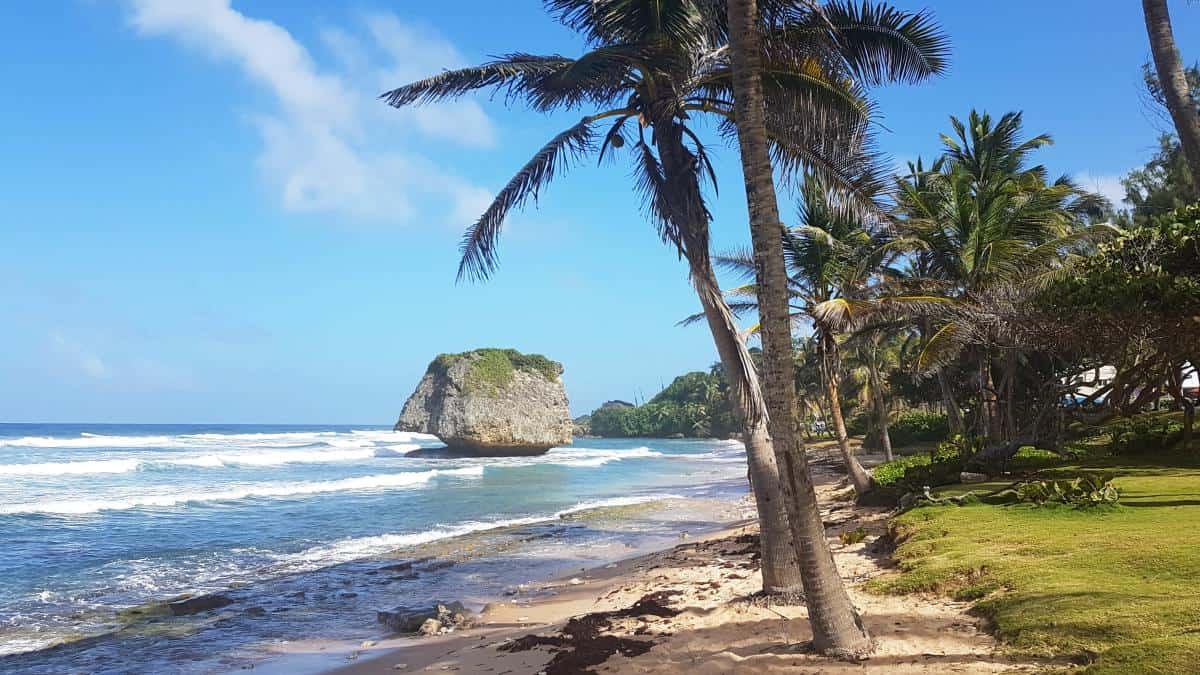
[844,326,903,460]
[691,179,943,494]
[383,0,945,599]
[723,0,946,656]
[1142,0,1200,188]
[722,0,871,655]
[895,111,1113,443]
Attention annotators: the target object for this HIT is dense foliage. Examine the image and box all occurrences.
[587,370,738,438]
[1105,414,1187,455]
[1037,204,1200,429]
[888,411,950,447]
[871,435,983,493]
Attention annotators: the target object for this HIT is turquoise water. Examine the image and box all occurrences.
[0,424,750,673]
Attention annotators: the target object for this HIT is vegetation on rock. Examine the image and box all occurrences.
[429,348,560,393]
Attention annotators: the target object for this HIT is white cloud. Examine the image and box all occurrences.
[1076,172,1129,210]
[122,1,496,225]
[47,329,196,389]
[48,331,110,379]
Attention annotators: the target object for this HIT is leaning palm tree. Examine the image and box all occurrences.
[723,0,945,658]
[382,0,945,600]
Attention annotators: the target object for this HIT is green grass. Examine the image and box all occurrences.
[869,451,1200,673]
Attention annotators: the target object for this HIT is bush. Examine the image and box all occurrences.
[1007,446,1065,472]
[1106,415,1184,455]
[1013,473,1120,507]
[874,435,984,494]
[889,411,950,447]
[845,409,872,436]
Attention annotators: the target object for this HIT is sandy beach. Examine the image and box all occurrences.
[264,448,1044,675]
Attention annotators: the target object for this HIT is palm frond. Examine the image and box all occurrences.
[821,0,950,85]
[631,140,684,251]
[458,118,596,282]
[382,54,574,107]
[714,248,758,280]
[915,321,964,372]
[548,0,712,50]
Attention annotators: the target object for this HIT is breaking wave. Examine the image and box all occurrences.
[277,493,683,570]
[0,466,484,516]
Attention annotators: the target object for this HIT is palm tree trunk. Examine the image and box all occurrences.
[725,0,871,656]
[978,351,999,440]
[1143,0,1200,188]
[937,370,964,435]
[653,117,804,593]
[1004,351,1017,445]
[822,335,874,494]
[868,357,894,461]
[692,257,804,593]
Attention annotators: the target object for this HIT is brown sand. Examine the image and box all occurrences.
[294,444,1043,674]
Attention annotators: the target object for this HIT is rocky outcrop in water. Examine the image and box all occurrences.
[396,349,572,456]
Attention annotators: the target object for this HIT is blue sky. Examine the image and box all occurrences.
[1,1,1195,423]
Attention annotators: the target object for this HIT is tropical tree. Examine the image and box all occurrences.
[384,0,798,594]
[1124,65,1200,225]
[383,0,945,600]
[691,180,947,488]
[1038,204,1200,445]
[1142,0,1200,188]
[844,326,903,460]
[720,0,948,658]
[697,184,892,494]
[895,111,1111,450]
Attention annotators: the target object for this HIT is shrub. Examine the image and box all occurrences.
[873,435,984,494]
[845,409,872,436]
[889,411,950,447]
[1106,415,1184,454]
[430,348,561,394]
[1013,473,1120,507]
[1007,446,1065,472]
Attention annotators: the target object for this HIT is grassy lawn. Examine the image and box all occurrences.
[869,451,1200,673]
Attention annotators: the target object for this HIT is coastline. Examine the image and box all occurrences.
[258,521,758,675]
[0,431,762,673]
[267,447,1039,675]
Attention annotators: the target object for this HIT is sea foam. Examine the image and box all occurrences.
[277,493,683,571]
[0,466,484,516]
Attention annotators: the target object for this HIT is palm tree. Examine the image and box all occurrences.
[696,180,950,491]
[720,0,944,658]
[381,0,801,595]
[1142,0,1200,188]
[699,183,893,494]
[726,0,864,653]
[383,0,942,598]
[895,111,1112,444]
[844,327,902,460]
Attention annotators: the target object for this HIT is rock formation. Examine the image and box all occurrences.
[396,348,572,455]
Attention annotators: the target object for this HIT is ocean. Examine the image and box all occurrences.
[0,423,752,673]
